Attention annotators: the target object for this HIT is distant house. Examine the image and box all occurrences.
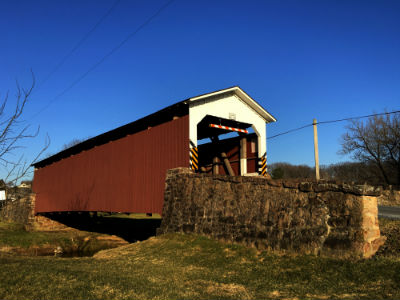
[0,180,6,202]
[18,181,32,189]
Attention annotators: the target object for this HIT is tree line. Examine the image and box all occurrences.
[269,111,400,187]
[268,161,393,186]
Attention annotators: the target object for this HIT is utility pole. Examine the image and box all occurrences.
[313,119,320,181]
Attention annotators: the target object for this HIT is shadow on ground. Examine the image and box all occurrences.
[40,212,162,243]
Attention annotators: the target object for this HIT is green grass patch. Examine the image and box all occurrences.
[0,221,70,248]
[1,229,400,299]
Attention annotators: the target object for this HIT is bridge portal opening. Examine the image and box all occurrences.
[195,115,259,176]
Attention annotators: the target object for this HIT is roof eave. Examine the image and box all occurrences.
[32,100,189,169]
[188,86,276,123]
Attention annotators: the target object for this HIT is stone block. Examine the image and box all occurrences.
[299,182,313,192]
[282,181,299,189]
[314,183,340,193]
[267,180,283,187]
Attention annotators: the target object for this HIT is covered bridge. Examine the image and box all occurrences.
[32,86,276,214]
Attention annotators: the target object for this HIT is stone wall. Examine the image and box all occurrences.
[0,194,69,231]
[158,168,386,258]
[378,187,400,206]
[0,194,35,225]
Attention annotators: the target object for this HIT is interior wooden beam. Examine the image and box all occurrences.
[221,152,235,176]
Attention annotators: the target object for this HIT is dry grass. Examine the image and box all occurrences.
[0,220,127,256]
[375,218,400,258]
[0,221,400,299]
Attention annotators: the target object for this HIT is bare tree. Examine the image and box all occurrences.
[61,138,88,150]
[339,113,400,185]
[324,161,381,185]
[0,73,50,186]
[42,137,89,161]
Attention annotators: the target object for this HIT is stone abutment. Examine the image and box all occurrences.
[158,168,386,258]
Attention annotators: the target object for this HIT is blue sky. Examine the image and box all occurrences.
[0,0,399,180]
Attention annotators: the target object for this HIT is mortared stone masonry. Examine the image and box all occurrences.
[158,168,386,258]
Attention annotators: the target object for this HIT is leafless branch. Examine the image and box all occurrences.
[339,112,400,185]
[0,72,50,187]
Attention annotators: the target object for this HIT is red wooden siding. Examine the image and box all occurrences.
[33,116,189,214]
[246,135,258,173]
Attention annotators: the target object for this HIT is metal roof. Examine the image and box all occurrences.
[33,101,189,168]
[33,86,276,169]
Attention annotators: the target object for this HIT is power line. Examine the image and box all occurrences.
[38,0,121,90]
[268,109,400,140]
[317,110,400,125]
[30,0,175,121]
[268,124,313,140]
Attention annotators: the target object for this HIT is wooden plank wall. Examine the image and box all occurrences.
[33,116,189,215]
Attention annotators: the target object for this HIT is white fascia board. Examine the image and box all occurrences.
[188,86,276,123]
[234,88,277,123]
